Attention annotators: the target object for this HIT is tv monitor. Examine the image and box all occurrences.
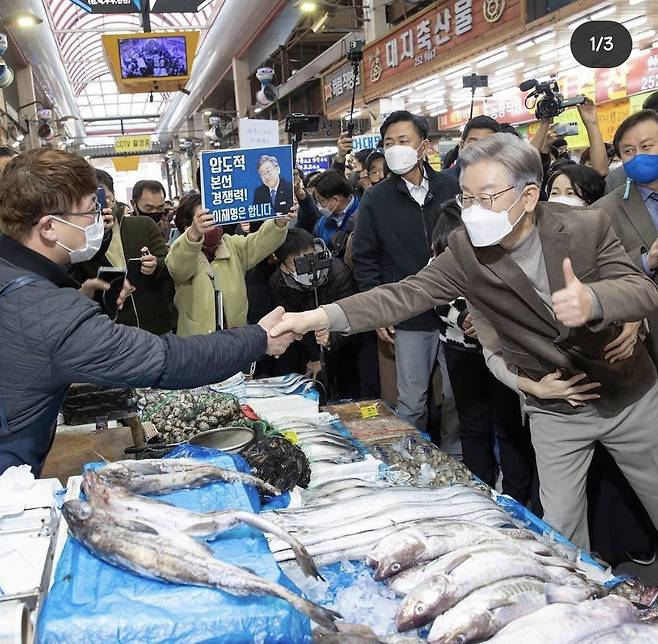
[118,35,188,80]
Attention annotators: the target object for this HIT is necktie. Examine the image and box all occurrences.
[270,189,276,205]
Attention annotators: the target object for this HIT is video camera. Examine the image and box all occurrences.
[519,78,586,120]
[285,114,320,136]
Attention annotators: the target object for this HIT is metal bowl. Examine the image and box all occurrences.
[187,426,255,453]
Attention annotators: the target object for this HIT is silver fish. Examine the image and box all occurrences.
[487,596,639,643]
[577,622,658,643]
[395,549,595,631]
[97,458,280,496]
[82,471,320,579]
[387,543,581,597]
[427,577,592,643]
[367,522,548,581]
[62,499,341,630]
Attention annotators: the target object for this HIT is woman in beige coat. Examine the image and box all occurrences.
[166,193,289,336]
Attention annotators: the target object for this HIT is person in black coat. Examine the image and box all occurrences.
[253,155,294,215]
[269,228,360,398]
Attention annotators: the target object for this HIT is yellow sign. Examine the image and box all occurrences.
[112,156,140,172]
[630,92,654,114]
[360,403,380,419]
[597,99,630,144]
[115,135,152,154]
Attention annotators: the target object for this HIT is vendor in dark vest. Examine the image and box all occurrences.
[312,171,359,257]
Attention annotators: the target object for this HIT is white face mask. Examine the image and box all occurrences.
[548,194,586,207]
[384,142,424,175]
[52,216,105,264]
[461,194,526,247]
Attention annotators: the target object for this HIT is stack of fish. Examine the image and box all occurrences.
[361,522,656,642]
[61,459,342,631]
[289,419,363,465]
[265,485,514,567]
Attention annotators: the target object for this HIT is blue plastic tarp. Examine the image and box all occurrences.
[37,448,311,644]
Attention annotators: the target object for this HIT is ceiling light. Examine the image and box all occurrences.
[3,12,43,28]
[426,101,445,110]
[444,66,471,80]
[534,31,555,44]
[623,16,647,29]
[415,77,441,91]
[392,89,412,99]
[300,1,317,12]
[591,5,615,19]
[203,110,212,116]
[494,61,525,76]
[477,51,508,67]
[475,47,506,63]
[452,101,472,110]
[516,39,534,51]
[630,0,645,4]
[430,109,448,116]
[569,18,588,30]
[637,29,656,41]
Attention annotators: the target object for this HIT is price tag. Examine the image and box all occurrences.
[360,403,380,419]
[282,431,299,445]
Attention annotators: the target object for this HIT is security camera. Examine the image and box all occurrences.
[0,33,14,90]
[37,108,54,141]
[255,67,278,106]
[205,116,222,143]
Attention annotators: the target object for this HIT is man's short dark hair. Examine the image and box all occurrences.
[354,148,374,165]
[132,179,166,202]
[365,149,385,172]
[313,170,353,200]
[613,109,658,155]
[95,168,115,194]
[643,91,658,112]
[462,116,500,142]
[275,227,315,263]
[554,137,568,150]
[499,123,520,138]
[380,110,429,141]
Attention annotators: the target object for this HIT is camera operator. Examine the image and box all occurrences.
[269,228,360,397]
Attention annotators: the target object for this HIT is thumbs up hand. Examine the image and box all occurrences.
[551,258,594,327]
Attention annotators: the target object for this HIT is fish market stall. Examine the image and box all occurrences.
[30,377,658,643]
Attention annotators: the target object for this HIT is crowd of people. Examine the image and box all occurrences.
[3,90,658,566]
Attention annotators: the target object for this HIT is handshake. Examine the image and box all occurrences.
[257,307,330,358]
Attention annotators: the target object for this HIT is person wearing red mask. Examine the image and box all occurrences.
[166,193,291,336]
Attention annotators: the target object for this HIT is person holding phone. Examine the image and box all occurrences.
[166,192,292,336]
[73,172,176,335]
[0,148,298,475]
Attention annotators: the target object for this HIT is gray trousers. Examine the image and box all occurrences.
[394,330,460,450]
[528,381,658,550]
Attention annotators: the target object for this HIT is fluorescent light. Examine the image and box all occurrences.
[423,92,445,102]
[630,0,645,4]
[406,95,426,103]
[477,51,508,67]
[392,89,413,99]
[623,16,647,29]
[494,61,525,76]
[415,75,440,89]
[516,39,534,51]
[534,31,555,44]
[444,66,471,80]
[452,80,464,89]
[591,5,616,19]
[452,101,472,110]
[426,101,445,110]
[636,29,656,41]
[569,18,588,30]
[475,47,506,63]
[300,1,317,12]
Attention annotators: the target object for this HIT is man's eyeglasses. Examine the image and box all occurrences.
[456,186,515,210]
[49,198,103,221]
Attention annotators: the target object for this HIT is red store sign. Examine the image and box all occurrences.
[362,0,521,100]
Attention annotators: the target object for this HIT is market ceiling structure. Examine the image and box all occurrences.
[41,0,222,144]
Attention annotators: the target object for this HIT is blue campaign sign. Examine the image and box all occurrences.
[352,134,380,152]
[200,145,294,225]
[297,155,330,176]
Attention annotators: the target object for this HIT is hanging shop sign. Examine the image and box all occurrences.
[322,60,362,119]
[114,135,153,153]
[362,0,521,100]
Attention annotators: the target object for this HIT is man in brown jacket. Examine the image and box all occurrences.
[271,133,658,549]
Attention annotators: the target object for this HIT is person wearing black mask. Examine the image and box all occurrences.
[132,179,171,241]
[74,174,176,335]
[269,228,359,396]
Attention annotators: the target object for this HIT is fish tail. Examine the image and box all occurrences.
[296,597,341,631]
[291,541,323,580]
